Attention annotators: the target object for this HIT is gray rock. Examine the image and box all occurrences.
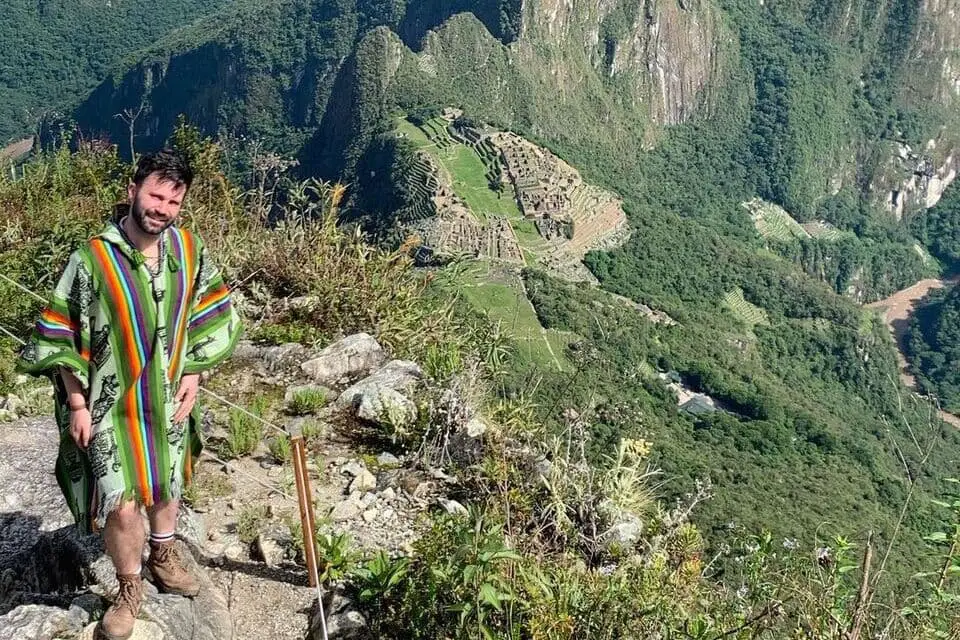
[340,461,366,479]
[0,395,24,415]
[301,334,386,387]
[77,619,165,639]
[376,452,400,467]
[262,343,313,373]
[311,586,369,640]
[348,470,377,494]
[378,488,396,502]
[334,360,423,412]
[254,533,285,567]
[355,387,417,430]
[603,515,643,551]
[0,603,88,640]
[465,418,487,438]
[330,499,362,522]
[361,509,379,524]
[438,499,468,517]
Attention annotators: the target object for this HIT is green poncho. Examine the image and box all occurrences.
[18,216,241,533]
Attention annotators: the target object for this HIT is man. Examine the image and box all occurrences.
[18,149,241,640]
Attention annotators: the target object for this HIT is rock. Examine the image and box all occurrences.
[224,543,246,561]
[334,360,423,412]
[348,470,377,494]
[0,603,89,640]
[76,619,165,640]
[355,387,417,430]
[379,487,396,502]
[13,375,28,387]
[262,343,312,372]
[175,504,206,551]
[465,418,487,438]
[438,499,468,517]
[330,499,363,522]
[376,452,400,467]
[311,586,368,640]
[603,515,643,551]
[360,492,377,508]
[254,533,285,567]
[361,509,379,524]
[340,461,366,479]
[0,395,23,415]
[0,409,16,422]
[301,334,386,387]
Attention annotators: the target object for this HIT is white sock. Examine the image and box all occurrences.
[149,530,175,545]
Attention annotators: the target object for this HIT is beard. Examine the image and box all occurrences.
[130,200,174,236]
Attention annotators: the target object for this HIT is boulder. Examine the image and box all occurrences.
[334,360,423,411]
[0,603,89,640]
[355,387,417,430]
[329,498,363,523]
[311,585,369,640]
[348,469,377,494]
[301,334,386,387]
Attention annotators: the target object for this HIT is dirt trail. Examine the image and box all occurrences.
[868,277,960,428]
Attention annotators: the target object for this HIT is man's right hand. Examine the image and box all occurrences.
[69,408,93,448]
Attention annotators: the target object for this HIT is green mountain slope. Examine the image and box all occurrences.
[0,0,230,144]
[8,0,960,572]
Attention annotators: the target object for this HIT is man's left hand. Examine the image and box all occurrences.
[173,373,200,423]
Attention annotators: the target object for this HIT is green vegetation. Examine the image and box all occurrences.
[911,181,960,272]
[3,134,960,637]
[396,117,522,222]
[906,284,960,413]
[0,0,229,143]
[224,398,268,459]
[723,287,769,327]
[455,264,570,373]
[237,504,270,545]
[748,199,811,242]
[288,388,330,416]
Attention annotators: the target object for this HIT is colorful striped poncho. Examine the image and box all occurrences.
[18,217,241,534]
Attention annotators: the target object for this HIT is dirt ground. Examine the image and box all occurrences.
[868,276,960,428]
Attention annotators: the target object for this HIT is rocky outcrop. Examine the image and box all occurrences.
[518,0,730,126]
[0,418,232,640]
[301,333,387,387]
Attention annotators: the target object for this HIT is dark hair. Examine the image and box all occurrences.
[132,148,194,189]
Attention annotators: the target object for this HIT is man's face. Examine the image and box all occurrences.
[127,173,188,236]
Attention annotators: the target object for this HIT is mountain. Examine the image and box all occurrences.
[7,0,960,572]
[0,0,231,144]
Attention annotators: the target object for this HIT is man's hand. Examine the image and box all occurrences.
[69,408,93,448]
[173,373,200,423]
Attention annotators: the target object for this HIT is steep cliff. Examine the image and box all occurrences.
[870,0,960,217]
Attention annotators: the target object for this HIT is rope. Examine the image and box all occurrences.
[0,272,49,304]
[199,387,290,440]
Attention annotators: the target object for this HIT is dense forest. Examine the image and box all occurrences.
[907,284,960,413]
[0,0,229,144]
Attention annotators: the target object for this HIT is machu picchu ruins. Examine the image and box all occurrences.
[395,112,629,277]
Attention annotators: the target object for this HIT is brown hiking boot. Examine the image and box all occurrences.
[146,539,201,597]
[97,573,142,640]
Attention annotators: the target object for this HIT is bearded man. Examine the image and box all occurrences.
[18,149,241,640]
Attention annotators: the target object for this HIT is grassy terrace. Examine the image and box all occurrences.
[396,117,523,223]
[456,264,572,372]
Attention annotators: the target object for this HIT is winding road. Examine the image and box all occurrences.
[867,277,960,428]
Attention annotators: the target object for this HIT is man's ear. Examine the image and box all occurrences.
[127,182,137,203]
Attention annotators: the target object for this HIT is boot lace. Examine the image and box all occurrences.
[115,575,141,616]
